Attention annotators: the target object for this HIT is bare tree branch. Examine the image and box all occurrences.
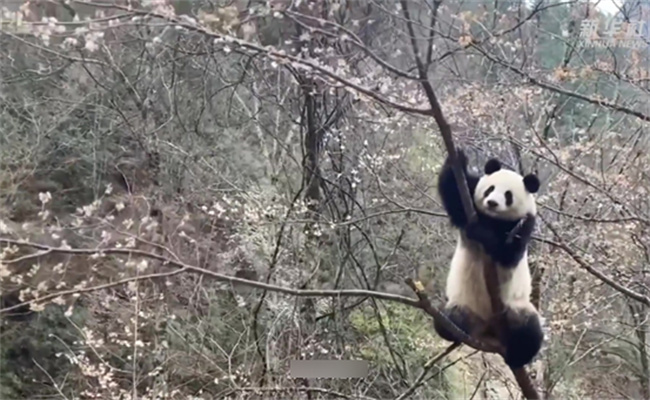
[0,237,478,356]
[69,1,434,117]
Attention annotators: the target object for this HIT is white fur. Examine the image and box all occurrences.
[446,237,535,320]
[446,169,538,319]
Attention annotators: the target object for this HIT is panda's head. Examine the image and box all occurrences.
[474,158,540,221]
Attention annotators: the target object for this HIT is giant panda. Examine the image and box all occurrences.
[433,149,544,369]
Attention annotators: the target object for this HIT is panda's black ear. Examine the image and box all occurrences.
[484,159,501,174]
[523,174,540,194]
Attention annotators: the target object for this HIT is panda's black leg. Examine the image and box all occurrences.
[433,306,480,343]
[502,307,544,369]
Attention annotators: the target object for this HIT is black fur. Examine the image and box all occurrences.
[465,216,535,268]
[437,150,478,229]
[437,150,535,269]
[434,303,544,369]
[484,158,502,174]
[504,307,544,369]
[524,174,540,193]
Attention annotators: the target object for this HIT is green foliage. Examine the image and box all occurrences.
[349,302,456,397]
[161,288,255,394]
[0,305,88,399]
[535,3,573,69]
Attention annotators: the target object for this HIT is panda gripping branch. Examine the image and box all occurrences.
[434,149,544,369]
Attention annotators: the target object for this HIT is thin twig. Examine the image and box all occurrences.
[33,359,71,400]
[395,342,461,400]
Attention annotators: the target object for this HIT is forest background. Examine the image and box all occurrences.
[0,0,649,399]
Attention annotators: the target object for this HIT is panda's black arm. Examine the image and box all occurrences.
[437,150,479,229]
[481,215,536,269]
[507,214,536,246]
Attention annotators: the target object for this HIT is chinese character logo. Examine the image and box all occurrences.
[579,17,647,49]
[579,19,599,40]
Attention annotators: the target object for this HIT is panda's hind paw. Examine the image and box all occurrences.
[503,310,544,368]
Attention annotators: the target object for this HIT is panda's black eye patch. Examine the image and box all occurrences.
[505,191,513,206]
[484,185,495,198]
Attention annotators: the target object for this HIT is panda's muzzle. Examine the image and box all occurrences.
[486,200,499,209]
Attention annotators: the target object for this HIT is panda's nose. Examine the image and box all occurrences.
[487,200,498,208]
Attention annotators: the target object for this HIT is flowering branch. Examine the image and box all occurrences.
[0,237,495,356]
